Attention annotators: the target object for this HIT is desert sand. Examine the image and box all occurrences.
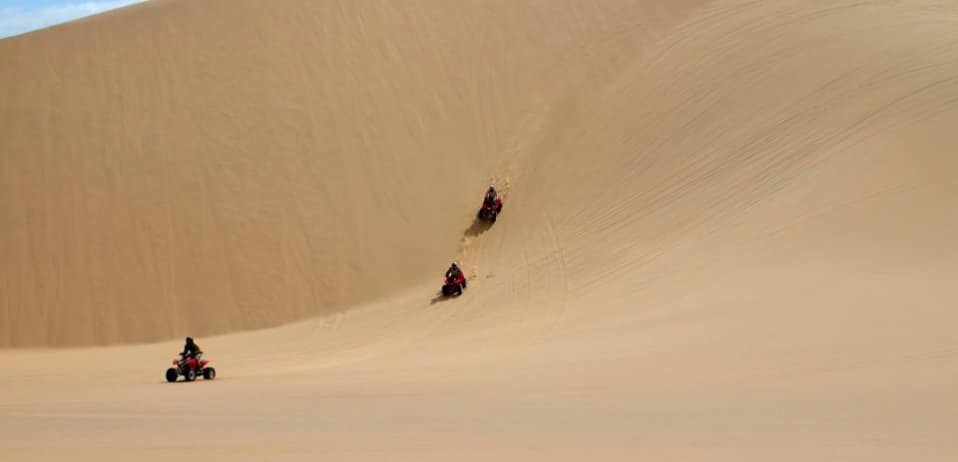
[1,0,957,460]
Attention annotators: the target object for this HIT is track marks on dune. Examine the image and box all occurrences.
[543,214,571,333]
[481,207,572,337]
[429,173,562,332]
[549,0,958,291]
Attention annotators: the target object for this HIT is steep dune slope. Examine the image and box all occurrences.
[462,0,958,366]
[2,0,958,460]
[0,0,703,346]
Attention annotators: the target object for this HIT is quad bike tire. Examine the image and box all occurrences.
[446,283,464,296]
[442,284,461,297]
[478,206,501,223]
[166,368,178,383]
[203,367,216,380]
[184,367,196,382]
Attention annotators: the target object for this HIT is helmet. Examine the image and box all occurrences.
[451,261,459,268]
[185,337,194,344]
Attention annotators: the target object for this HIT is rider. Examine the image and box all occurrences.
[445,261,466,288]
[181,337,203,370]
[483,185,498,208]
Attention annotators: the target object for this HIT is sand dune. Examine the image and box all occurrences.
[0,0,703,346]
[2,0,957,460]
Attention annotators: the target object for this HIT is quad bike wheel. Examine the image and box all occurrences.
[442,283,462,297]
[203,367,216,380]
[165,368,178,383]
[184,367,196,382]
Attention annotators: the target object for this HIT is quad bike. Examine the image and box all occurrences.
[477,197,503,223]
[441,272,467,297]
[166,353,216,382]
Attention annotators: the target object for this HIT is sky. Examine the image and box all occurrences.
[0,0,146,39]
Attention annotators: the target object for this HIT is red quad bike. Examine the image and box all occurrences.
[477,197,503,223]
[166,353,216,383]
[442,272,467,297]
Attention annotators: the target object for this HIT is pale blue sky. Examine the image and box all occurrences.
[0,0,147,39]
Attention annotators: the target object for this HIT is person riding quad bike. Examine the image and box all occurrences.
[166,336,215,382]
[445,261,466,288]
[181,336,203,369]
[484,186,498,207]
[478,185,503,222]
[442,261,467,296]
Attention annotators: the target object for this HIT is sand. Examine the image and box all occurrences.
[1,0,957,460]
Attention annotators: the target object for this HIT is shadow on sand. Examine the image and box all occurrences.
[429,292,458,305]
[463,217,493,238]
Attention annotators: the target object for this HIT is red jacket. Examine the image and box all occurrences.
[446,267,465,283]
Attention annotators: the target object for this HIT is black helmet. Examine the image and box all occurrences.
[185,337,194,344]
